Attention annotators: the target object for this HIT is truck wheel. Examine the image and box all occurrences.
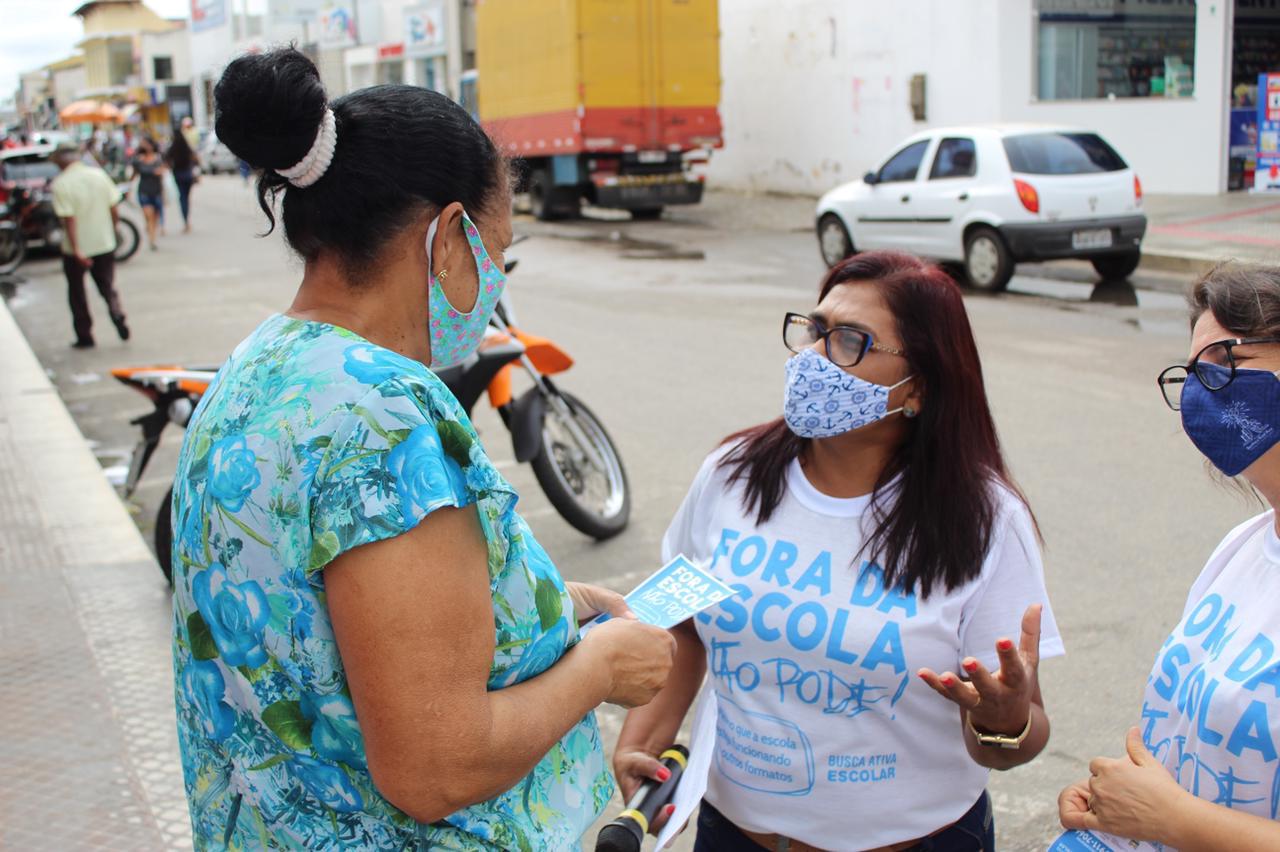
[1091,250,1141,281]
[964,227,1014,292]
[529,170,580,221]
[631,207,664,221]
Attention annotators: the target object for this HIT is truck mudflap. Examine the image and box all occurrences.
[590,173,706,209]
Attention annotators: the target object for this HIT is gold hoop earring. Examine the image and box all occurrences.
[436,269,448,283]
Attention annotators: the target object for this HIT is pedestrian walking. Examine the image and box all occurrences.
[50,141,129,349]
[170,47,675,849]
[615,251,1065,851]
[164,127,199,233]
[1058,262,1280,849]
[128,137,165,249]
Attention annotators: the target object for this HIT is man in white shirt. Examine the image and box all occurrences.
[50,141,129,348]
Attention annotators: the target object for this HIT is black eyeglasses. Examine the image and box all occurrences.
[1158,337,1280,411]
[783,312,905,368]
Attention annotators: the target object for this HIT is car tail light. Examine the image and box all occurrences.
[1014,179,1039,214]
[1134,174,1143,205]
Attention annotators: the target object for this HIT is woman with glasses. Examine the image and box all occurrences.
[1058,263,1280,850]
[615,251,1064,851]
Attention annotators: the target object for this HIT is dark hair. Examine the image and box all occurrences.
[718,251,1035,598]
[213,47,506,273]
[1189,262,1280,336]
[167,125,194,171]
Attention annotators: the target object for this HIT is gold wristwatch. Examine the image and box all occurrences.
[967,712,1033,749]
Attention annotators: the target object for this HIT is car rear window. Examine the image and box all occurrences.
[2,160,60,182]
[1002,133,1127,175]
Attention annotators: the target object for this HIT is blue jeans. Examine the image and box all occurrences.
[173,169,194,225]
[693,792,994,852]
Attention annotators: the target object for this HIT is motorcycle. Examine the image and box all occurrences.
[0,181,140,273]
[113,252,631,584]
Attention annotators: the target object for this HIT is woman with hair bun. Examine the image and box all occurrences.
[170,48,675,850]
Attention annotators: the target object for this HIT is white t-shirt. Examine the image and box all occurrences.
[1139,510,1280,820]
[664,448,1065,850]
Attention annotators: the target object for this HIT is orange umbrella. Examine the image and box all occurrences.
[59,100,123,124]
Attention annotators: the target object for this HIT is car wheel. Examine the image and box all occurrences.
[1091,250,1141,281]
[818,213,854,268]
[964,227,1014,292]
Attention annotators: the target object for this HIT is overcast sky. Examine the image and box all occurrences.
[1,0,192,106]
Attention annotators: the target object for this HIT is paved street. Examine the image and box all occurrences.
[3,174,1264,850]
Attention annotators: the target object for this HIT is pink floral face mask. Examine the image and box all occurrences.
[425,210,507,369]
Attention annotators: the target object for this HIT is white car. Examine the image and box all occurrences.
[198,132,240,175]
[816,125,1146,291]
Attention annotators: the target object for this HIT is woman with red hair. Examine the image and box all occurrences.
[615,251,1064,851]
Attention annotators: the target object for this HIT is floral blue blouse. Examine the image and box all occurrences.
[171,315,612,851]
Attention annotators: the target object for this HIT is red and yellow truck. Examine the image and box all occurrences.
[475,0,723,220]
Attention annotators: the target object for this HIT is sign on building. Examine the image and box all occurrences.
[269,0,321,24]
[319,5,358,48]
[190,0,227,32]
[405,2,447,57]
[1257,73,1280,192]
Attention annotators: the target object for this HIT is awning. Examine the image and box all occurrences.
[59,99,123,124]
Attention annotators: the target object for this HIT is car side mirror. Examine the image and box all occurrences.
[863,172,879,186]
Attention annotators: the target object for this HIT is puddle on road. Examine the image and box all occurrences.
[1007,275,1186,310]
[545,228,706,261]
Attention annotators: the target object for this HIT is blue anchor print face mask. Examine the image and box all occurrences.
[1181,361,1280,477]
[783,348,914,439]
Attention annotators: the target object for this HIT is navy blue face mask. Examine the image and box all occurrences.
[1181,361,1280,477]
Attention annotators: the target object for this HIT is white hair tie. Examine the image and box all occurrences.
[276,108,337,188]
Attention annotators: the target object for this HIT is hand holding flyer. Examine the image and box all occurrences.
[583,554,734,633]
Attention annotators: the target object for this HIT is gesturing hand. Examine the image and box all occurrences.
[1058,727,1185,844]
[917,603,1042,736]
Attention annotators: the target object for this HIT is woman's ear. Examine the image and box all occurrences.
[904,381,924,418]
[428,201,466,278]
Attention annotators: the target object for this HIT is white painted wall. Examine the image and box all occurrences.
[709,0,1231,196]
[995,0,1231,195]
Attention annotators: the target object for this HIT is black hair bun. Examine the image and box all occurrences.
[214,47,328,172]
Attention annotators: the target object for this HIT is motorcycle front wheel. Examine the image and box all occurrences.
[114,219,141,263]
[0,222,26,274]
[155,486,174,585]
[530,390,630,540]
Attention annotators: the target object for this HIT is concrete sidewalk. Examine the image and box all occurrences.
[1141,192,1280,272]
[0,295,190,850]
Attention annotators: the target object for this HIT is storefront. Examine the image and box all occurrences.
[1029,0,1279,193]
[1229,1,1280,189]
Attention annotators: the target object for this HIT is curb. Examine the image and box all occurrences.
[1138,251,1221,276]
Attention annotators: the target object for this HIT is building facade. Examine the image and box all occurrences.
[710,0,1280,196]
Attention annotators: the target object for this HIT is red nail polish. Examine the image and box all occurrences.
[998,639,1014,651]
[941,675,954,686]
[657,768,672,782]
[963,660,979,673]
[664,804,677,817]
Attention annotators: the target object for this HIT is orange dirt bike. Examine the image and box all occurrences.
[113,256,631,584]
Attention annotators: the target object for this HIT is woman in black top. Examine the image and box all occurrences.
[129,137,166,249]
[165,129,200,233]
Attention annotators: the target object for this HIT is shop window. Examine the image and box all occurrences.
[378,61,405,86]
[153,57,174,82]
[1035,0,1196,100]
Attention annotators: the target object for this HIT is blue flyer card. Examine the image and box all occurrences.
[1048,830,1163,852]
[583,554,734,633]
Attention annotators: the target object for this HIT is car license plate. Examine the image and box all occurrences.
[637,150,668,164]
[1072,228,1113,249]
